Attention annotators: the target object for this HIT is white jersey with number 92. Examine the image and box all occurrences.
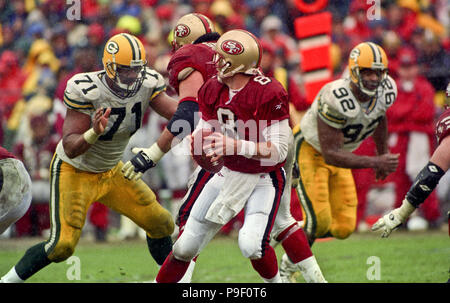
[300,76,397,153]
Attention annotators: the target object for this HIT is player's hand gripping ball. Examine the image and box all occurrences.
[190,129,224,173]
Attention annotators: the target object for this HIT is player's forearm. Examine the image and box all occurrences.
[322,149,379,169]
[151,92,178,120]
[372,117,389,155]
[238,120,290,162]
[157,128,177,153]
[62,132,95,158]
[406,160,445,207]
[236,140,279,160]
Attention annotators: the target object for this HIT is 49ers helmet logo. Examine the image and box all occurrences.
[174,24,190,38]
[221,40,244,55]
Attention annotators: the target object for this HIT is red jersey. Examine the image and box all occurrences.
[0,146,16,160]
[435,107,450,145]
[387,77,436,135]
[198,75,290,174]
[167,43,217,95]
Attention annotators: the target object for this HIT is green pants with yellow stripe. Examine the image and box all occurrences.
[293,126,358,242]
[13,153,174,280]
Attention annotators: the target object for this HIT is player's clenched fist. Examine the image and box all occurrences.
[375,153,399,181]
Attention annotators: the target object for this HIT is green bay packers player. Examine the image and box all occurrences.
[0,33,177,282]
[293,42,399,245]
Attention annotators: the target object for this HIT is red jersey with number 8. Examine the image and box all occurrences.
[198,75,290,173]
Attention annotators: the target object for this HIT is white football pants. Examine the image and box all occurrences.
[173,166,285,261]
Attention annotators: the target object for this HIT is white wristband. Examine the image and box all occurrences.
[146,142,166,163]
[399,198,416,219]
[238,140,257,158]
[83,128,100,145]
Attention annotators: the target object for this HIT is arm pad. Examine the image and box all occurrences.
[166,98,199,139]
[262,119,290,163]
[406,161,445,207]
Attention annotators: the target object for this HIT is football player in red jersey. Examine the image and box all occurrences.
[124,14,325,283]
[155,29,292,283]
[0,147,32,235]
[372,82,450,237]
[122,13,220,282]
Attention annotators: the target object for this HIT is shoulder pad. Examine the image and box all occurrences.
[142,67,166,93]
[319,80,357,121]
[66,72,100,101]
[142,67,164,86]
[63,72,97,111]
[178,67,195,81]
[380,75,397,107]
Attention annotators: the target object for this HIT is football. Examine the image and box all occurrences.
[190,129,224,173]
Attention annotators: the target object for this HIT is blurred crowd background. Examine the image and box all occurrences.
[0,0,448,241]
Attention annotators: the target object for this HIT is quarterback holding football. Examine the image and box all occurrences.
[123,14,325,283]
[156,29,292,283]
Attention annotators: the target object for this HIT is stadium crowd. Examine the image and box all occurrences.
[0,0,448,240]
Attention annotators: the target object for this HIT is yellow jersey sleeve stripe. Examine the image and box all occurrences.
[63,93,94,110]
[318,110,346,125]
[150,85,166,101]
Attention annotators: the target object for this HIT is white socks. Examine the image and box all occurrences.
[262,272,282,283]
[0,267,24,283]
[298,256,327,283]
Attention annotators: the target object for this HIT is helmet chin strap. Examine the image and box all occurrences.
[105,63,144,98]
[354,68,380,97]
[359,82,377,97]
[218,63,244,79]
[109,61,129,90]
[218,64,261,81]
[114,75,130,91]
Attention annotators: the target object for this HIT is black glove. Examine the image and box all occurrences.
[130,150,156,173]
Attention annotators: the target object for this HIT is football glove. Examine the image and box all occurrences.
[122,143,165,181]
[371,199,416,238]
